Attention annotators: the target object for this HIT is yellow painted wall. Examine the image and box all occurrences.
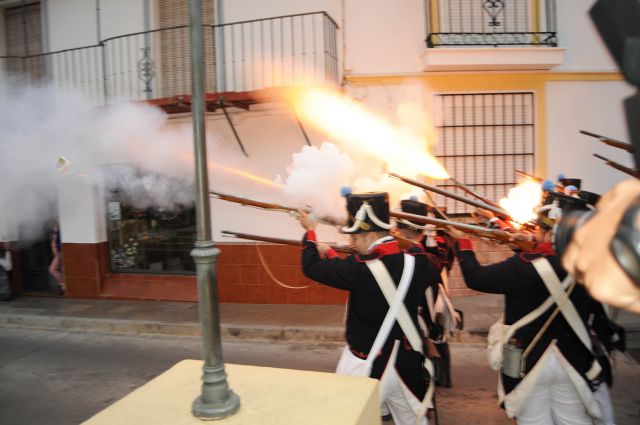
[345,72,623,178]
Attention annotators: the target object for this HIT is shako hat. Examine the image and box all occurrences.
[536,191,589,230]
[558,178,582,190]
[341,192,392,234]
[577,190,601,207]
[396,197,428,231]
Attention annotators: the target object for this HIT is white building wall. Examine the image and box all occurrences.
[57,174,107,244]
[555,0,618,72]
[204,108,344,242]
[100,0,145,40]
[343,0,424,75]
[221,0,340,24]
[546,80,635,194]
[47,0,97,51]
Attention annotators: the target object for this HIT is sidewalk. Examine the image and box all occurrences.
[0,294,638,347]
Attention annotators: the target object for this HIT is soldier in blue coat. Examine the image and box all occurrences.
[298,191,441,425]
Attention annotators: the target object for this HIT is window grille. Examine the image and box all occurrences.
[425,0,557,47]
[432,92,535,214]
[158,0,216,96]
[5,2,45,80]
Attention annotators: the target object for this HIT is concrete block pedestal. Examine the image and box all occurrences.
[82,360,381,425]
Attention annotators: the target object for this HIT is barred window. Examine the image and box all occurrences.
[4,2,45,80]
[158,0,216,96]
[432,92,535,214]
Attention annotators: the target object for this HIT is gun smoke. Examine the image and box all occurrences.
[0,80,249,242]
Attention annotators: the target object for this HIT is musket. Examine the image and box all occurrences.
[210,191,343,227]
[391,211,536,252]
[221,230,355,254]
[593,154,640,179]
[448,177,502,209]
[514,169,543,183]
[580,130,635,153]
[388,172,513,221]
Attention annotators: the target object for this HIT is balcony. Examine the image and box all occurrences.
[422,0,564,71]
[0,12,340,109]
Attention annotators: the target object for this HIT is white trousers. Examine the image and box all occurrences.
[516,349,595,425]
[336,344,427,425]
[594,384,616,425]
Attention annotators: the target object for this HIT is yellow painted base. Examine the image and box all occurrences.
[82,360,381,425]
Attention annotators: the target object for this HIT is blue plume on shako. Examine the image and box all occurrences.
[541,180,556,192]
[340,186,352,197]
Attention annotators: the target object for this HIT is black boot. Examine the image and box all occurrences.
[436,342,452,388]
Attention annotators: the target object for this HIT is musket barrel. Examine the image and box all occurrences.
[514,169,543,183]
[390,211,535,251]
[210,191,344,226]
[580,130,635,153]
[388,172,512,220]
[448,177,502,209]
[593,154,640,178]
[391,211,496,234]
[210,191,297,213]
[222,230,354,254]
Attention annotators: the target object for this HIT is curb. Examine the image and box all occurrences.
[0,313,492,343]
[0,314,347,343]
[5,314,635,347]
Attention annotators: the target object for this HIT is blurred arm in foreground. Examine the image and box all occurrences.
[562,179,640,313]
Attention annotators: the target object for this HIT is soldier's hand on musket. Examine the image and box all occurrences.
[476,207,495,220]
[505,232,535,251]
[297,209,316,231]
[316,242,332,259]
[446,226,465,240]
[508,232,534,244]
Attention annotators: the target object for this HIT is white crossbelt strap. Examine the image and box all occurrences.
[364,254,415,369]
[499,279,569,345]
[531,258,602,381]
[366,255,435,424]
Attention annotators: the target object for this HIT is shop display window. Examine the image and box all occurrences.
[107,198,196,274]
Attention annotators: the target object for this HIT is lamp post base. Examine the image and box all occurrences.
[192,363,240,419]
[192,390,240,420]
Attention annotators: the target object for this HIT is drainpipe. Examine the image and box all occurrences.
[95,0,101,43]
[215,0,226,91]
[143,0,152,98]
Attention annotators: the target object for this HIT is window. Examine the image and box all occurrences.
[425,0,557,47]
[4,2,45,80]
[158,0,216,96]
[107,197,196,275]
[432,92,535,214]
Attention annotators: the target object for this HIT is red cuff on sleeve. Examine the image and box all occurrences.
[325,248,338,259]
[457,238,474,251]
[435,236,445,244]
[306,230,317,243]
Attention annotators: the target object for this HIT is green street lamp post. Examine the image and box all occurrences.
[189,0,240,419]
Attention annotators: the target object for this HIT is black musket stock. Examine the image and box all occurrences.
[388,172,512,221]
[391,211,536,252]
[221,231,354,254]
[580,130,635,153]
[593,154,640,178]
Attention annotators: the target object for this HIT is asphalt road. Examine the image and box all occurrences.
[0,327,637,425]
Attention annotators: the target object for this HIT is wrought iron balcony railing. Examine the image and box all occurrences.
[424,0,557,48]
[0,11,339,106]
